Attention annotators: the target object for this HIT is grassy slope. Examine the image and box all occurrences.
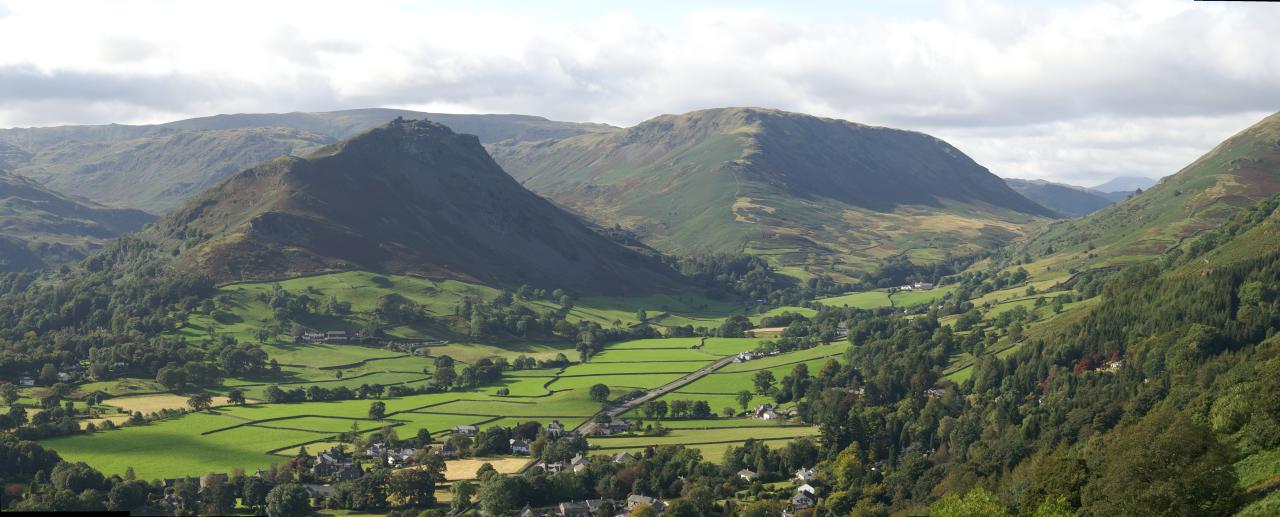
[1018,111,1280,280]
[492,108,1051,282]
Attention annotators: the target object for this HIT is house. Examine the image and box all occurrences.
[735,351,759,363]
[912,282,935,291]
[607,418,630,434]
[613,452,635,464]
[333,463,363,482]
[570,453,589,473]
[795,468,817,482]
[547,420,566,437]
[738,469,758,481]
[754,404,781,420]
[627,495,663,510]
[325,330,348,343]
[18,376,34,387]
[56,372,75,382]
[924,388,946,399]
[792,491,816,509]
[440,443,458,460]
[303,484,334,500]
[199,473,229,489]
[558,501,591,517]
[510,439,531,455]
[298,331,325,343]
[797,483,816,495]
[452,424,478,436]
[386,448,416,467]
[365,443,387,457]
[539,460,568,474]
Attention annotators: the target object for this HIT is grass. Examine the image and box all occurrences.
[443,457,532,481]
[815,290,891,309]
[38,336,829,480]
[103,394,241,414]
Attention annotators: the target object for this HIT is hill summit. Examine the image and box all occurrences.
[491,107,1053,278]
[150,118,679,293]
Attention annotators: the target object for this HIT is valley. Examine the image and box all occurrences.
[1,110,1277,517]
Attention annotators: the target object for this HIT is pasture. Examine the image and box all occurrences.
[37,335,832,481]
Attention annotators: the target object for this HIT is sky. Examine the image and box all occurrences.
[0,0,1277,187]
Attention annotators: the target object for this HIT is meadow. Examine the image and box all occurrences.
[37,335,836,480]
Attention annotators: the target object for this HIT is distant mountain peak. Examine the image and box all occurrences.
[1090,175,1158,193]
[149,118,679,293]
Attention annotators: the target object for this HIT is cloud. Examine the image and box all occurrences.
[0,0,1276,184]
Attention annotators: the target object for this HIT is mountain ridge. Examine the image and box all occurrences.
[147,118,681,294]
[492,107,1053,279]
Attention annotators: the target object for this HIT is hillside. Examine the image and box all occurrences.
[0,173,155,271]
[0,109,610,212]
[1020,111,1280,274]
[147,118,680,293]
[1003,178,1115,217]
[490,107,1054,280]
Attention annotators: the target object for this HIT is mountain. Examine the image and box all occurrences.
[1091,175,1157,193]
[0,173,155,271]
[1003,178,1115,217]
[490,107,1054,280]
[0,109,611,213]
[1023,111,1280,271]
[146,118,680,294]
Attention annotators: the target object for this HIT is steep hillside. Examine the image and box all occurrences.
[0,173,155,270]
[491,107,1053,280]
[148,118,680,294]
[1020,111,1280,274]
[1004,178,1115,217]
[0,109,610,212]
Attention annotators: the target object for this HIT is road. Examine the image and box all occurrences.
[571,354,739,433]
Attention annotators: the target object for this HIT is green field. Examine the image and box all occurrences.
[38,335,827,480]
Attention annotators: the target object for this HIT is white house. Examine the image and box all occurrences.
[738,469,758,481]
[795,468,817,482]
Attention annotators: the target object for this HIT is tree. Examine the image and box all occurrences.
[368,401,386,420]
[1080,408,1240,516]
[107,479,151,511]
[39,363,57,385]
[200,473,236,516]
[451,480,477,514]
[433,364,457,390]
[631,503,659,517]
[1,383,19,406]
[736,390,754,412]
[929,487,1011,517]
[227,389,246,406]
[242,476,272,511]
[589,384,611,404]
[265,483,311,517]
[389,468,437,507]
[478,475,524,516]
[753,370,776,395]
[187,393,214,412]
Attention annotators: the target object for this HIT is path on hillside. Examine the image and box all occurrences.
[571,354,740,434]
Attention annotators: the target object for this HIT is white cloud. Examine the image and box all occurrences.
[0,0,1276,185]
